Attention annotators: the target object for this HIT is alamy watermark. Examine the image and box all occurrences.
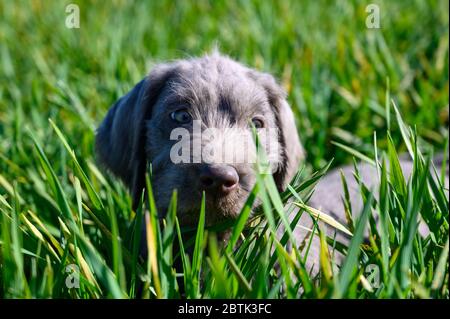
[365,4,380,29]
[169,121,280,173]
[365,264,381,289]
[65,4,80,29]
[65,264,80,289]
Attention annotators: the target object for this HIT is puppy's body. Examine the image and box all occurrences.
[297,154,449,272]
[312,155,448,227]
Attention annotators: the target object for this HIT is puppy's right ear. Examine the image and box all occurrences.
[95,64,175,207]
[247,70,304,191]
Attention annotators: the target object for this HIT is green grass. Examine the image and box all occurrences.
[0,0,448,298]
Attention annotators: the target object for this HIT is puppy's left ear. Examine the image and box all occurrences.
[249,70,305,191]
[96,63,176,208]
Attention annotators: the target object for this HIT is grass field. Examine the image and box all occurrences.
[0,0,448,298]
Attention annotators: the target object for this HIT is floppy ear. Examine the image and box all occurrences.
[95,64,175,207]
[248,70,305,191]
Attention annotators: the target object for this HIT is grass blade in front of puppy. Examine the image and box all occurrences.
[318,222,334,288]
[205,234,232,298]
[286,167,350,272]
[227,170,275,291]
[333,192,374,298]
[272,233,315,297]
[130,192,144,298]
[236,221,270,279]
[251,125,302,256]
[293,203,353,237]
[226,183,259,252]
[253,237,272,298]
[175,216,192,296]
[339,169,354,233]
[390,114,448,289]
[189,192,206,298]
[331,141,376,167]
[285,161,353,239]
[159,190,179,298]
[270,199,303,264]
[396,153,429,294]
[252,130,317,296]
[224,251,252,295]
[378,156,392,282]
[280,160,334,203]
[269,186,318,293]
[143,173,162,298]
[387,133,407,199]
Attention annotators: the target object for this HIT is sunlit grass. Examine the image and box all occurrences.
[0,0,448,299]
[0,106,448,298]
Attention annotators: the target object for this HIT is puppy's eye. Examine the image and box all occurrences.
[170,109,192,124]
[251,117,265,129]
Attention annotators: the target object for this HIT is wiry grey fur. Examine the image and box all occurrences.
[96,52,304,226]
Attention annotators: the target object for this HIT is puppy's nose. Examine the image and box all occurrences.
[199,165,239,195]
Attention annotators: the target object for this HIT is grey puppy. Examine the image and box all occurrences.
[96,52,448,274]
[96,52,303,228]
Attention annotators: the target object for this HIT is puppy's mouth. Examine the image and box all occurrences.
[168,184,251,227]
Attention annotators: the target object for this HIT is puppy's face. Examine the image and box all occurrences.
[147,58,280,225]
[96,53,303,227]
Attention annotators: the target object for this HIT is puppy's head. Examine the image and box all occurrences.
[96,53,303,226]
